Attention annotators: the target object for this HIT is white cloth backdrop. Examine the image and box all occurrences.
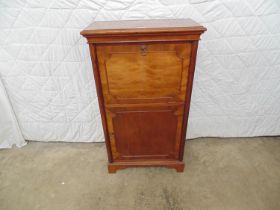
[0,0,280,148]
[0,78,26,148]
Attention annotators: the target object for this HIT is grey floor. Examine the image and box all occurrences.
[0,137,280,210]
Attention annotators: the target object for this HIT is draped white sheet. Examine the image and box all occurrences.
[0,0,280,148]
[0,78,25,148]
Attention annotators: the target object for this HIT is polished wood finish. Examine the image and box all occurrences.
[81,19,206,36]
[108,161,185,173]
[81,19,206,173]
[106,104,184,161]
[97,42,191,104]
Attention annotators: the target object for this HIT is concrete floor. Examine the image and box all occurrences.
[0,137,280,210]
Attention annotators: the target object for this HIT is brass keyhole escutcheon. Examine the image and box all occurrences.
[140,45,147,56]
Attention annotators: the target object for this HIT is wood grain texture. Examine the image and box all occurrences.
[88,44,113,163]
[81,19,206,173]
[97,42,191,104]
[105,105,184,161]
[81,19,206,36]
[179,41,199,161]
[85,34,203,44]
[108,161,185,173]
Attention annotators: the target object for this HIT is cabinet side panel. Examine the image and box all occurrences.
[179,41,199,161]
[89,44,113,162]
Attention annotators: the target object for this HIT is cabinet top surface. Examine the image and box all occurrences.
[81,19,206,36]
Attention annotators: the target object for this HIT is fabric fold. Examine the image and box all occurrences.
[0,78,26,149]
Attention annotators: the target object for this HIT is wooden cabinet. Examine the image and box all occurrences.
[81,19,206,173]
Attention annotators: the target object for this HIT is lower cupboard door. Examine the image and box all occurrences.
[105,105,184,161]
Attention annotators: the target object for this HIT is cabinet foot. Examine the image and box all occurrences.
[108,166,117,173]
[174,164,185,172]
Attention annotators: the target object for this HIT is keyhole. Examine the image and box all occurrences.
[140,45,147,56]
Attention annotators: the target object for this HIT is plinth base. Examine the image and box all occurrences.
[108,161,185,173]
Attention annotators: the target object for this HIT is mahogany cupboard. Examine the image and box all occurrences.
[81,19,206,173]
